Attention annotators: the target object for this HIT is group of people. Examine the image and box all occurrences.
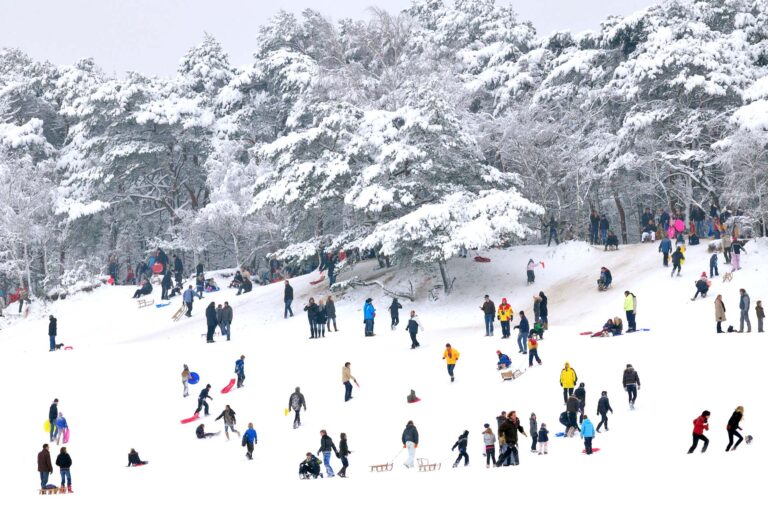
[302,295,338,338]
[481,292,548,339]
[687,406,749,454]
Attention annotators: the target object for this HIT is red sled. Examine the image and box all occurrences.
[64,346,74,350]
[474,256,491,263]
[579,332,593,336]
[310,273,326,285]
[221,378,236,394]
[180,413,200,424]
[582,448,601,454]
[152,262,163,274]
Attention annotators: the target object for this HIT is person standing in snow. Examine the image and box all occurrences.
[54,413,69,445]
[538,291,549,330]
[195,384,213,416]
[574,382,587,422]
[497,298,513,339]
[318,429,339,478]
[325,296,337,332]
[659,236,672,267]
[670,246,685,277]
[560,362,578,404]
[589,210,600,245]
[304,297,319,339]
[547,216,559,246]
[528,333,542,367]
[599,214,609,244]
[496,411,525,466]
[715,295,726,333]
[405,310,423,349]
[566,394,581,437]
[235,355,245,388]
[596,391,613,432]
[533,294,542,323]
[481,295,496,336]
[580,415,596,454]
[284,280,294,318]
[342,362,357,402]
[537,424,549,455]
[726,406,744,452]
[181,365,191,397]
[337,433,351,477]
[389,298,403,329]
[48,315,57,352]
[451,430,469,467]
[38,444,53,489]
[316,299,327,338]
[721,235,732,264]
[173,254,184,286]
[214,405,240,440]
[757,300,765,333]
[205,302,218,343]
[288,387,306,429]
[242,423,257,460]
[514,311,529,353]
[709,253,719,277]
[55,447,73,492]
[402,421,419,468]
[529,413,538,453]
[363,298,376,337]
[688,411,710,454]
[527,259,536,284]
[195,274,205,298]
[48,399,59,442]
[482,424,497,467]
[161,270,172,300]
[624,291,637,332]
[183,285,195,317]
[622,364,640,409]
[220,301,232,341]
[443,343,460,383]
[739,288,752,333]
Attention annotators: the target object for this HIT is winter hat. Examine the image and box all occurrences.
[541,423,546,428]
[601,391,607,396]
[483,423,490,428]
[701,272,707,277]
[579,382,585,387]
[496,350,501,355]
[501,298,507,303]
[365,298,372,303]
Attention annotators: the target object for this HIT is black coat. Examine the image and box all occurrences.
[499,418,524,446]
[452,433,468,452]
[48,318,57,336]
[339,438,350,456]
[174,257,184,273]
[304,303,318,320]
[49,403,58,421]
[389,299,402,317]
[539,294,548,317]
[284,284,294,301]
[727,411,743,431]
[205,304,218,326]
[55,453,72,469]
[402,424,419,445]
[318,434,338,454]
[325,300,336,318]
[597,396,613,415]
[141,282,153,295]
[315,305,327,323]
[162,272,172,289]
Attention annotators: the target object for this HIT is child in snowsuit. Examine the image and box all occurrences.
[537,424,549,455]
[528,333,542,367]
[671,247,685,276]
[451,430,469,467]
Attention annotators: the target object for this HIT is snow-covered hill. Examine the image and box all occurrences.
[2,240,766,508]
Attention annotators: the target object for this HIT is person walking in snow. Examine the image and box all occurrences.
[622,364,640,409]
[451,430,469,467]
[624,291,637,332]
[54,413,69,445]
[596,391,613,432]
[537,423,549,455]
[195,384,213,416]
[739,288,752,333]
[288,387,307,429]
[482,424,497,467]
[731,238,746,270]
[220,301,232,341]
[181,365,191,397]
[389,298,403,329]
[527,259,536,284]
[547,216,559,246]
[214,405,240,440]
[560,362,578,404]
[659,236,672,267]
[692,273,710,301]
[538,291,549,329]
[342,362,357,402]
[48,399,59,442]
[574,382,587,422]
[715,295,726,333]
[405,310,423,349]
[48,315,57,352]
[205,302,218,343]
[318,429,338,477]
[514,311,529,353]
[721,234,732,264]
[363,298,376,336]
[709,253,719,277]
[688,411,710,454]
[726,406,744,452]
[443,343,460,382]
[183,285,195,317]
[242,423,257,460]
[529,413,538,453]
[581,415,596,454]
[757,300,765,333]
[337,433,351,477]
[316,299,327,337]
[326,296,338,332]
[402,421,419,468]
[235,355,245,388]
[528,333,542,367]
[55,447,73,492]
[481,295,496,336]
[496,411,526,466]
[497,298,513,339]
[670,246,685,277]
[284,280,294,318]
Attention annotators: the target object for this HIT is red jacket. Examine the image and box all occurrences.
[692,416,709,435]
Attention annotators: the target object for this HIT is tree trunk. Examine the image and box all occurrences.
[613,193,628,245]
[232,233,240,269]
[23,242,32,294]
[438,258,453,295]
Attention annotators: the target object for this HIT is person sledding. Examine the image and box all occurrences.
[597,267,612,291]
[496,351,512,370]
[604,231,619,251]
[691,273,711,301]
[591,317,622,337]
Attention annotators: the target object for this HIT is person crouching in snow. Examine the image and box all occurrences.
[692,273,710,300]
[451,430,469,467]
[496,351,511,370]
[299,453,322,479]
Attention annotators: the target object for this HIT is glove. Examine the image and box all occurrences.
[403,445,406,448]
[415,444,418,448]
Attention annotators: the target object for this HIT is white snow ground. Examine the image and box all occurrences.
[1,240,766,508]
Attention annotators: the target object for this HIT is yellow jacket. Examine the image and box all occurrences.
[497,303,513,322]
[560,364,577,388]
[443,348,460,364]
[342,366,356,383]
[624,294,636,312]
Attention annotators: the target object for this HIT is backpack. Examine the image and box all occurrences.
[559,411,569,426]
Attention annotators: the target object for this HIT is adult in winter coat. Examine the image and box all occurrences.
[235,355,245,388]
[304,298,319,338]
[182,285,195,317]
[342,362,357,402]
[338,433,351,477]
[127,449,148,467]
[710,253,719,277]
[181,365,191,397]
[55,447,72,492]
[451,430,469,467]
[443,343,460,382]
[566,395,581,436]
[496,411,526,466]
[214,405,239,440]
[596,391,614,432]
[529,413,538,452]
[538,291,549,329]
[389,298,403,329]
[599,215,609,243]
[402,421,419,468]
[574,382,587,420]
[205,302,218,343]
[315,300,327,337]
[405,310,423,349]
[739,289,751,333]
[622,364,640,409]
[242,423,257,460]
[547,216,559,246]
[161,271,172,300]
[533,294,542,323]
[580,415,596,454]
[757,300,765,333]
[481,295,496,336]
[560,362,578,404]
[497,298,513,338]
[514,311,529,353]
[482,424,497,467]
[624,291,637,332]
[688,411,711,453]
[363,298,376,336]
[173,254,184,285]
[48,399,59,442]
[317,430,338,477]
[715,295,726,333]
[132,280,153,299]
[589,211,600,244]
[692,274,710,301]
[220,302,233,341]
[659,237,672,267]
[48,315,57,352]
[496,351,511,370]
[731,239,746,270]
[671,247,685,276]
[284,280,294,318]
[726,406,744,452]
[527,259,536,284]
[722,235,733,263]
[195,384,213,416]
[288,387,307,429]
[38,444,53,489]
[325,296,337,332]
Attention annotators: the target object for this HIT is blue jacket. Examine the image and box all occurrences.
[580,418,595,438]
[659,238,672,254]
[183,289,195,303]
[56,417,68,430]
[538,428,549,442]
[517,317,529,334]
[497,354,511,367]
[244,427,257,444]
[364,302,376,320]
[235,359,244,375]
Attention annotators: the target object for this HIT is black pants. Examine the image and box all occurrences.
[293,410,301,428]
[726,430,743,451]
[161,286,169,300]
[567,412,580,432]
[338,454,348,476]
[531,435,537,451]
[688,433,709,453]
[496,444,519,466]
[597,412,609,431]
[671,262,681,275]
[590,228,599,245]
[327,317,337,331]
[236,372,245,388]
[563,387,574,403]
[501,321,510,338]
[485,447,496,466]
[662,252,669,266]
[409,331,420,348]
[584,437,593,454]
[724,247,732,263]
[245,441,254,458]
[391,315,399,327]
[453,450,469,466]
[206,324,216,342]
[626,384,637,405]
[717,321,723,333]
[185,301,193,316]
[196,399,209,415]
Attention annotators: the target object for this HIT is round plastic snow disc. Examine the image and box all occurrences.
[189,372,200,384]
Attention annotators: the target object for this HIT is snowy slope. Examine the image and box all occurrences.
[1,240,766,508]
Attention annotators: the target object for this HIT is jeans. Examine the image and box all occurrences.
[447,364,456,380]
[497,444,519,466]
[540,314,548,328]
[688,433,709,453]
[409,331,420,348]
[316,321,325,337]
[60,468,71,487]
[49,335,56,351]
[726,430,743,451]
[484,314,494,335]
[308,318,318,338]
[500,321,510,338]
[293,410,301,428]
[626,384,637,405]
[597,412,608,431]
[517,331,527,353]
[322,451,334,476]
[284,299,293,318]
[49,419,56,441]
[391,315,399,328]
[710,262,718,277]
[328,270,336,286]
[759,317,764,333]
[528,349,541,366]
[662,251,669,266]
[327,317,337,331]
[485,446,496,466]
[740,310,751,332]
[531,434,537,451]
[626,310,636,331]
[220,322,230,340]
[548,229,559,246]
[40,471,49,489]
[590,227,599,245]
[563,387,574,404]
[717,320,723,333]
[695,220,704,237]
[600,228,608,243]
[364,319,374,336]
[236,371,245,388]
[584,437,593,454]
[344,381,353,401]
[196,399,209,415]
[405,441,416,467]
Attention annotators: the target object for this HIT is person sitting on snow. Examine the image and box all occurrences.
[406,390,421,403]
[132,279,152,299]
[641,221,657,243]
[496,351,512,370]
[299,452,322,479]
[604,231,619,251]
[598,267,612,291]
[229,271,244,289]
